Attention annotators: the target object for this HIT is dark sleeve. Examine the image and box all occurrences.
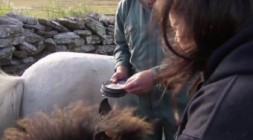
[177,75,253,140]
[113,0,132,71]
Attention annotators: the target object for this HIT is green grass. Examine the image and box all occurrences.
[0,0,118,19]
[0,1,12,15]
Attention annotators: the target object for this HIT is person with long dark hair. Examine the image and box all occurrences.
[154,0,253,139]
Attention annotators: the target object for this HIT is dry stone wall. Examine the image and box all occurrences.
[0,12,116,75]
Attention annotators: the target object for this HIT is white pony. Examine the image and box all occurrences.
[0,52,135,136]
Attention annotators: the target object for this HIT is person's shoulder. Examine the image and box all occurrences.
[117,0,137,15]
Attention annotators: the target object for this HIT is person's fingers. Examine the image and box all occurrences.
[124,76,134,85]
[126,86,142,95]
[110,73,119,83]
[111,72,127,83]
[124,79,139,90]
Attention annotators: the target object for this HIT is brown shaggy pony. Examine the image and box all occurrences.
[1,98,153,140]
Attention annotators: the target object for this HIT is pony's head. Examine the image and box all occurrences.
[2,98,153,140]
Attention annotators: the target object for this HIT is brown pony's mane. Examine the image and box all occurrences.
[2,99,153,140]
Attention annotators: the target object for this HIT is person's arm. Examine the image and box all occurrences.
[113,1,132,72]
[150,62,170,84]
[111,1,133,83]
[150,66,160,84]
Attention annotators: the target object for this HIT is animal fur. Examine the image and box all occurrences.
[0,70,24,137]
[2,98,153,140]
[0,52,127,137]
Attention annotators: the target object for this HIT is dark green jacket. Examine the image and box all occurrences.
[114,0,164,73]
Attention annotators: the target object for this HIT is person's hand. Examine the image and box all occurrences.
[110,66,129,83]
[124,69,155,95]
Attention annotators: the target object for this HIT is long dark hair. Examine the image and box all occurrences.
[154,0,253,91]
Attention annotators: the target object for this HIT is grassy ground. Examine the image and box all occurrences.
[0,0,118,18]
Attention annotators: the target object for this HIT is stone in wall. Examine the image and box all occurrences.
[84,17,107,39]
[73,45,96,53]
[0,36,25,48]
[23,29,43,44]
[74,30,92,37]
[86,35,101,45]
[38,19,69,32]
[37,30,58,38]
[0,12,116,75]
[54,32,79,44]
[56,18,85,30]
[95,45,115,55]
[7,12,38,25]
[0,46,15,65]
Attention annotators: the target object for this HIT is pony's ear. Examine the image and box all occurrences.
[94,131,110,140]
[99,98,112,115]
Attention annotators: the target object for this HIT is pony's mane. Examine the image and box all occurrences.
[96,107,153,140]
[2,100,153,140]
[0,70,24,136]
